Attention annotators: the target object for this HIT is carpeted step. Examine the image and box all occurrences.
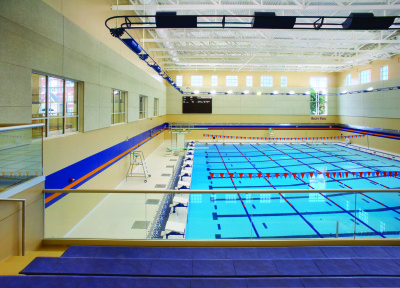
[20,256,400,277]
[1,276,400,288]
[61,246,397,260]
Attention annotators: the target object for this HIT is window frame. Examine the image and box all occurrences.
[380,65,388,81]
[346,74,351,86]
[154,98,159,117]
[31,72,79,138]
[211,75,218,86]
[309,76,328,116]
[191,75,203,86]
[359,69,371,84]
[139,95,148,119]
[246,76,253,87]
[261,76,273,87]
[226,75,238,87]
[111,89,127,125]
[281,76,287,87]
[176,75,183,87]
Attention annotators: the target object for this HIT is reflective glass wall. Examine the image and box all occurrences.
[0,125,43,193]
[44,190,400,240]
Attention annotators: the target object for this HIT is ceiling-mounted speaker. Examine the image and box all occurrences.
[156,11,197,28]
[252,12,296,29]
[342,13,395,30]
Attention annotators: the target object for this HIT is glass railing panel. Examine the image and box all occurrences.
[44,190,399,240]
[247,192,356,239]
[0,125,43,193]
[45,192,175,239]
[354,191,400,239]
[183,193,254,240]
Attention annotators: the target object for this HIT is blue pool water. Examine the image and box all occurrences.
[185,143,400,239]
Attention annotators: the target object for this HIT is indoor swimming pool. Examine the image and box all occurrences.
[185,143,400,239]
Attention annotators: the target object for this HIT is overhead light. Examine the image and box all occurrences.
[273,91,279,95]
[227,90,233,94]
[252,12,296,29]
[210,90,216,95]
[305,91,310,95]
[367,87,374,91]
[341,12,395,30]
[289,91,295,94]
[342,90,347,94]
[257,92,262,96]
[194,90,199,94]
[244,90,249,94]
[155,11,197,28]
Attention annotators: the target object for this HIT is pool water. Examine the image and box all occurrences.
[185,143,400,239]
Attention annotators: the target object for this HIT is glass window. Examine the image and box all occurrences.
[191,75,203,86]
[346,74,351,86]
[359,69,371,84]
[111,89,126,125]
[261,76,273,87]
[246,76,253,87]
[226,76,238,86]
[139,95,148,119]
[32,73,78,137]
[380,65,388,81]
[281,76,287,87]
[154,98,159,117]
[310,76,328,116]
[211,75,218,86]
[176,75,182,86]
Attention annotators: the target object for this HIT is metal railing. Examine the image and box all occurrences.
[44,188,400,195]
[0,123,45,132]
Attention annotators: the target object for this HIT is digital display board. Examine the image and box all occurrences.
[182,96,212,114]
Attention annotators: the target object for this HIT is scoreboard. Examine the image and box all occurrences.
[182,96,212,114]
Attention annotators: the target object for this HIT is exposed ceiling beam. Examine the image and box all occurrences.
[153,53,388,60]
[148,46,399,53]
[161,61,348,66]
[111,4,400,11]
[141,38,400,44]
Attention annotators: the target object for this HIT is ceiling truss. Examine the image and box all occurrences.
[111,0,400,72]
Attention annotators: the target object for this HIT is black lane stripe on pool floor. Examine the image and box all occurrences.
[240,144,325,238]
[267,144,387,238]
[212,205,400,218]
[214,231,400,239]
[214,145,261,238]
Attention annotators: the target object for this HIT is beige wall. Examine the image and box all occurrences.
[167,70,336,88]
[44,115,167,176]
[0,0,167,127]
[337,54,400,86]
[335,55,400,131]
[167,87,338,116]
[45,129,166,238]
[0,182,44,262]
